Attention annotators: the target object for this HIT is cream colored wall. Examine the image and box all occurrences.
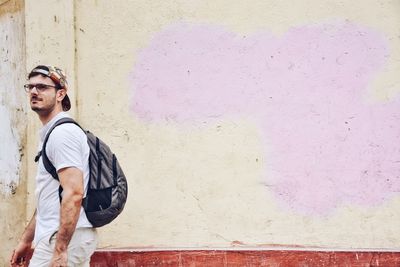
[20,0,400,253]
[0,0,27,264]
[74,0,400,250]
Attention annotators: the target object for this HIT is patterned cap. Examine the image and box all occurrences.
[28,65,71,111]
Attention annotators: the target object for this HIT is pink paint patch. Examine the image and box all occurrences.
[130,22,399,215]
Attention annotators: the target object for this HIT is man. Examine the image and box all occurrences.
[10,65,97,267]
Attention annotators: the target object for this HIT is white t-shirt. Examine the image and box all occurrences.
[34,112,92,245]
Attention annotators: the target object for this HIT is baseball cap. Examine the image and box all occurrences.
[28,65,71,111]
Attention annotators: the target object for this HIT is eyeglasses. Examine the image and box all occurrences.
[24,83,58,93]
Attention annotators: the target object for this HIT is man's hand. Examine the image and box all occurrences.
[10,211,36,267]
[50,250,68,267]
[10,241,32,267]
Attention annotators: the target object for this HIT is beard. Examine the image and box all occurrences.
[30,96,57,116]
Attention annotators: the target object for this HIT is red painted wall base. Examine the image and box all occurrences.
[90,250,400,267]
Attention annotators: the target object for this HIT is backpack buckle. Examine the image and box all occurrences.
[34,151,42,162]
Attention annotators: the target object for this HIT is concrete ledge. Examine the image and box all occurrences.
[90,250,400,266]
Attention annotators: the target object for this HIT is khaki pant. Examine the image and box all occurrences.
[29,228,98,267]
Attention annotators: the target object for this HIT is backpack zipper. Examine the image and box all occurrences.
[96,137,102,189]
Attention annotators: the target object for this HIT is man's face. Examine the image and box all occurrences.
[27,75,59,114]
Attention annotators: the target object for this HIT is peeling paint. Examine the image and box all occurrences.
[0,2,26,264]
[0,0,25,197]
[0,101,21,195]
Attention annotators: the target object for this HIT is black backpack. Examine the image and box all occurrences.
[35,117,128,227]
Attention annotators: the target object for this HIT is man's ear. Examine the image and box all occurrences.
[57,89,67,102]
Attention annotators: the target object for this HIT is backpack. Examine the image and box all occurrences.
[35,117,128,227]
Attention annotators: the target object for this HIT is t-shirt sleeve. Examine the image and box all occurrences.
[46,124,88,172]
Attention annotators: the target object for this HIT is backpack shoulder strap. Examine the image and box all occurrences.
[37,117,83,180]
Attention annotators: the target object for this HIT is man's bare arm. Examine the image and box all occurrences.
[51,167,84,266]
[10,210,36,266]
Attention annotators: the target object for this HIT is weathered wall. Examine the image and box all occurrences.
[73,0,400,250]
[0,0,26,264]
[18,0,400,257]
